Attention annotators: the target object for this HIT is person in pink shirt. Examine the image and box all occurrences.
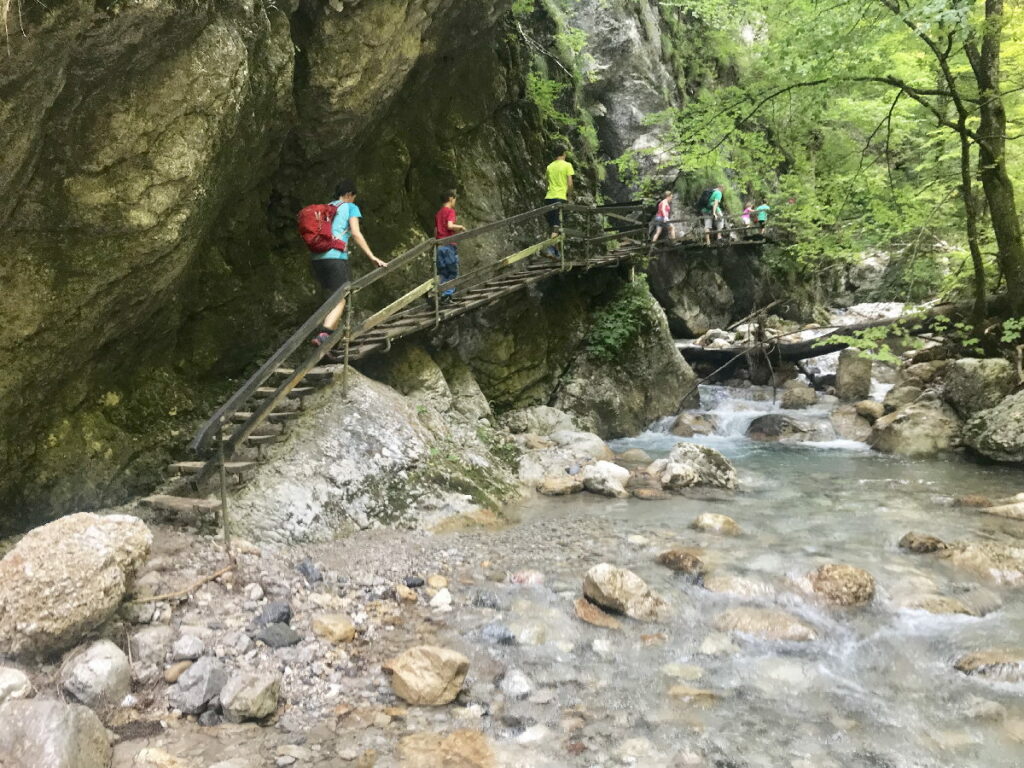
[651,189,674,242]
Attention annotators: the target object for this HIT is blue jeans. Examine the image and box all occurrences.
[437,245,459,296]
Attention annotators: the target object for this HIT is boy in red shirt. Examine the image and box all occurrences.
[434,190,466,302]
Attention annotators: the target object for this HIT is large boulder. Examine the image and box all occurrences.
[830,405,872,442]
[659,443,737,489]
[712,607,817,642]
[883,385,922,413]
[60,639,131,710]
[835,349,872,401]
[0,513,151,658]
[780,384,817,410]
[500,406,576,436]
[943,358,1017,418]
[383,646,470,706]
[870,401,961,457]
[807,564,875,606]
[942,541,1024,585]
[669,412,718,437]
[963,390,1024,464]
[582,563,669,621]
[744,414,810,443]
[0,698,111,768]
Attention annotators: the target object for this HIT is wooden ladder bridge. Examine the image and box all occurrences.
[142,202,767,535]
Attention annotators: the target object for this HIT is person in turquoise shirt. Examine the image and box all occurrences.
[309,179,388,348]
[701,185,724,245]
[755,202,770,235]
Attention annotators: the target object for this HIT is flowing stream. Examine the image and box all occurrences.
[440,383,1024,767]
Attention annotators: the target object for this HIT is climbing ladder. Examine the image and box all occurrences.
[142,202,653,534]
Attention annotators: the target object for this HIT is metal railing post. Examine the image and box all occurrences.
[342,292,352,395]
[217,419,231,556]
[432,243,441,327]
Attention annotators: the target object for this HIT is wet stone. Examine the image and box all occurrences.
[479,622,517,646]
[258,601,292,627]
[405,577,425,588]
[898,532,947,553]
[656,549,707,576]
[254,623,301,649]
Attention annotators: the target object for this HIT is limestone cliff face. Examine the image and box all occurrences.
[0,0,707,529]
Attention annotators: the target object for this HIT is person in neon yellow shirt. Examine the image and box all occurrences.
[543,144,574,242]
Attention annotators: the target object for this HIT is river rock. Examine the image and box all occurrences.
[573,597,623,630]
[617,448,653,466]
[954,650,1024,682]
[830,404,872,442]
[0,513,152,658]
[499,669,533,699]
[854,399,885,423]
[781,384,817,409]
[668,442,738,489]
[0,698,111,768]
[896,594,974,615]
[898,532,947,553]
[536,474,584,496]
[130,625,175,665]
[870,401,961,456]
[171,635,205,662]
[632,487,671,500]
[963,390,1024,463]
[0,667,32,704]
[132,748,191,768]
[311,613,356,643]
[167,656,227,715]
[60,639,131,709]
[220,672,281,723]
[943,357,1017,418]
[904,360,947,385]
[669,412,718,437]
[746,414,812,442]
[807,564,875,606]
[398,730,495,768]
[702,571,774,599]
[548,430,615,461]
[883,385,922,413]
[383,646,470,706]
[712,607,817,642]
[583,563,669,621]
[581,461,631,498]
[691,513,742,536]
[656,549,707,577]
[982,500,1024,521]
[836,349,872,401]
[943,541,1024,585]
[501,406,576,436]
[254,623,301,648]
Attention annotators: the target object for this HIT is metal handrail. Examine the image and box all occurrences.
[189,203,559,454]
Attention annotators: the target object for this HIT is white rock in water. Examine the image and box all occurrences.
[0,513,152,658]
[429,588,453,611]
[60,640,131,710]
[500,669,533,699]
[581,461,631,498]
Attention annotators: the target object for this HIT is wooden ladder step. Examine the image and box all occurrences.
[253,386,317,399]
[244,434,282,446]
[272,367,335,382]
[231,410,301,424]
[141,495,222,514]
[169,461,256,476]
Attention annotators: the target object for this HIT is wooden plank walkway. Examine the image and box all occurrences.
[143,202,759,524]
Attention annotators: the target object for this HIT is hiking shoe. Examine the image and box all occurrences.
[311,331,331,347]
[542,245,559,259]
[441,293,454,305]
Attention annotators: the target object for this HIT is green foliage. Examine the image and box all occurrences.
[512,0,536,15]
[586,278,657,362]
[820,322,922,365]
[1000,317,1024,345]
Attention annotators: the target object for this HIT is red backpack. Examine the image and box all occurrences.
[296,203,348,254]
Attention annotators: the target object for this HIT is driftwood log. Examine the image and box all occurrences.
[679,297,1001,366]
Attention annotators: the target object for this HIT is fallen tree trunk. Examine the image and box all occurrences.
[680,296,1007,366]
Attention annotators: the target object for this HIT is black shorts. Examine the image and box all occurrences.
[543,198,566,229]
[310,258,350,292]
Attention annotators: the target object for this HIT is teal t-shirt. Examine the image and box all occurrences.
[702,188,722,214]
[755,203,770,222]
[316,201,361,260]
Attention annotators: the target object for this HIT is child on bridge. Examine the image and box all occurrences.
[435,189,467,303]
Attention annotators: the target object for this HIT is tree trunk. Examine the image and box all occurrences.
[974,0,1024,315]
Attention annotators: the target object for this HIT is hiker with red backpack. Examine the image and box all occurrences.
[297,180,387,348]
